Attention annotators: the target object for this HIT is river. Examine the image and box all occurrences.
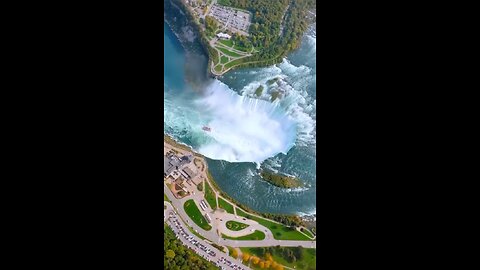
[164,22,316,217]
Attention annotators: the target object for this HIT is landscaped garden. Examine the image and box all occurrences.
[218,197,235,214]
[235,207,310,240]
[204,181,217,209]
[226,220,249,231]
[222,230,265,241]
[184,199,212,231]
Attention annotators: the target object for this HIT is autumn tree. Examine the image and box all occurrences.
[265,253,273,262]
[242,253,251,262]
[231,248,239,259]
[166,249,175,259]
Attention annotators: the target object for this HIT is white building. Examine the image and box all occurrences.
[216,33,231,40]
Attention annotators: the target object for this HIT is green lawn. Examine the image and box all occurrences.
[222,230,265,240]
[226,220,249,231]
[252,216,309,240]
[164,193,170,202]
[218,39,249,53]
[235,208,310,240]
[218,197,235,214]
[220,56,229,64]
[300,227,315,239]
[183,199,212,231]
[204,181,217,209]
[214,65,223,73]
[236,207,249,218]
[224,58,244,69]
[233,44,249,53]
[216,46,243,58]
[219,39,234,47]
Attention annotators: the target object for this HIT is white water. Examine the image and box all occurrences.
[164,80,297,163]
[237,58,316,147]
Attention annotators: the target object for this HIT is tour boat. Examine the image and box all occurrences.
[202,126,211,132]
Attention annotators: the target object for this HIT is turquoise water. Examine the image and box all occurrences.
[164,22,316,216]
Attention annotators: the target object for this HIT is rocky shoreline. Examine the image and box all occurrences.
[164,0,211,88]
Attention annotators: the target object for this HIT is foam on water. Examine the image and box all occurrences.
[165,19,317,214]
[164,79,297,163]
[238,58,316,147]
[196,80,297,163]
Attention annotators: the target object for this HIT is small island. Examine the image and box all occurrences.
[259,169,302,189]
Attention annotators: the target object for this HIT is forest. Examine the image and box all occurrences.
[222,0,316,67]
[260,169,302,189]
[164,225,218,270]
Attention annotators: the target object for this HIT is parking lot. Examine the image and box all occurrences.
[166,210,251,270]
[208,4,250,35]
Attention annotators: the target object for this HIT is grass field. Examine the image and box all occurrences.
[218,197,235,214]
[220,56,229,64]
[300,228,315,239]
[214,65,222,73]
[235,208,310,240]
[233,44,249,52]
[204,181,217,209]
[216,46,243,58]
[236,207,249,218]
[224,58,244,69]
[251,216,309,240]
[184,199,212,231]
[219,39,234,47]
[226,220,249,231]
[222,230,265,241]
[164,193,170,202]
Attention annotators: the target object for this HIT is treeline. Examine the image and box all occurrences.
[263,213,304,228]
[263,246,304,264]
[204,16,218,36]
[164,225,217,270]
[243,246,313,270]
[223,0,315,63]
[206,171,305,228]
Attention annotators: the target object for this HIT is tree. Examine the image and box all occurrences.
[166,249,175,259]
[259,261,265,268]
[231,248,239,259]
[242,253,251,262]
[252,256,260,265]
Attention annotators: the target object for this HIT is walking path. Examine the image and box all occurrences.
[164,139,316,249]
[165,201,251,270]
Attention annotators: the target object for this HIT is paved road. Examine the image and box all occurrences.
[215,211,273,238]
[165,202,251,270]
[165,184,316,249]
[164,139,316,249]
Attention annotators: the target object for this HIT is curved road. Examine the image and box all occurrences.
[165,201,251,270]
[164,184,316,249]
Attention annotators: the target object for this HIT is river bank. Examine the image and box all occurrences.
[164,0,211,86]
[164,135,314,231]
